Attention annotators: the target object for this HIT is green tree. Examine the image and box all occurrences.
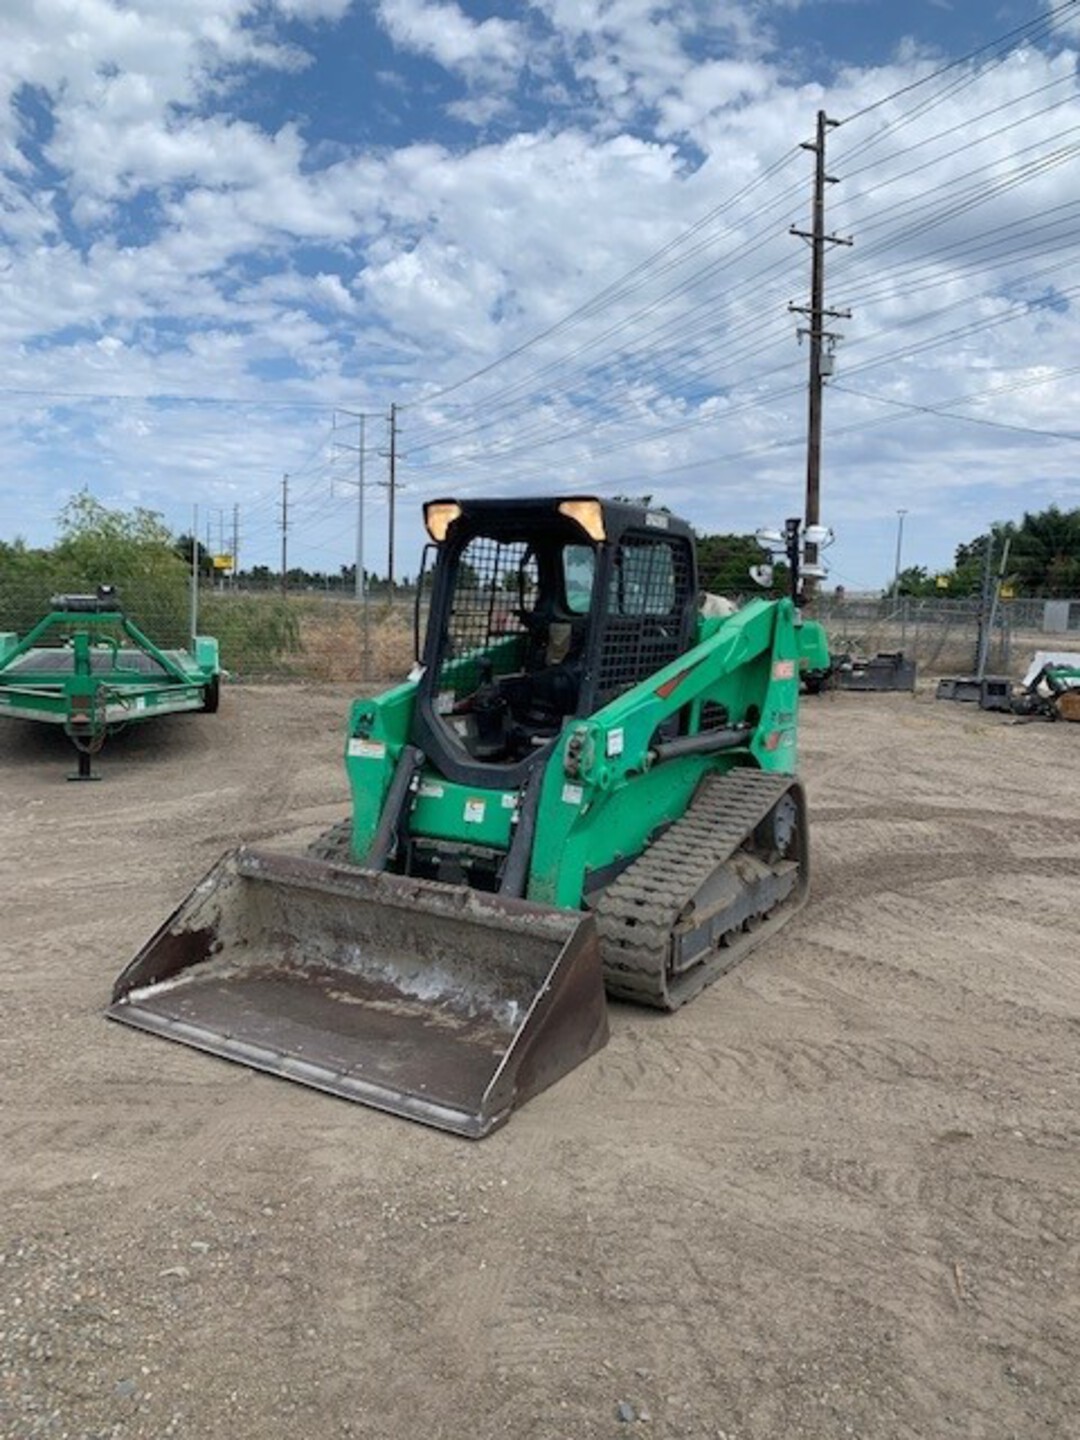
[949,509,1080,597]
[0,538,63,630]
[175,532,214,579]
[50,491,190,642]
[695,532,787,596]
[1010,505,1080,596]
[947,521,1015,595]
[891,565,936,598]
[55,492,176,567]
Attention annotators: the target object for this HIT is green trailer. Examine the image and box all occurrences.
[0,586,221,778]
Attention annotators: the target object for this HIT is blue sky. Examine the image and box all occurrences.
[1,0,1078,591]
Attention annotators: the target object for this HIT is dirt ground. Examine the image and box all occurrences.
[0,682,1076,1440]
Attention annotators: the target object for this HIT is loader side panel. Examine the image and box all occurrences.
[527,597,801,909]
[344,679,418,860]
[530,754,716,909]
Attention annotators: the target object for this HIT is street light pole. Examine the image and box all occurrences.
[892,508,908,598]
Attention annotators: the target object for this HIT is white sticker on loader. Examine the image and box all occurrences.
[348,738,386,759]
[464,798,486,824]
[606,728,624,758]
[418,781,445,799]
[562,783,584,807]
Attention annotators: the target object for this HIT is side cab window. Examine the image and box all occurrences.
[597,533,694,700]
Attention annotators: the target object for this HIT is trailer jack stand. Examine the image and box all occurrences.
[68,744,101,782]
[69,751,101,781]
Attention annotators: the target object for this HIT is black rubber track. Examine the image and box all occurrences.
[307,818,353,863]
[593,768,808,1010]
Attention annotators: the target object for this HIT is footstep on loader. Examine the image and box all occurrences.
[110,498,810,1136]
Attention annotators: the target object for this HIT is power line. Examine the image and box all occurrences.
[0,385,340,410]
[839,0,1080,129]
[403,114,1080,473]
[830,378,1080,441]
[404,148,807,410]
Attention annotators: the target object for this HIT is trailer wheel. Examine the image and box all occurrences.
[201,674,221,713]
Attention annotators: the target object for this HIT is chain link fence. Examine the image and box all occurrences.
[813,594,1080,678]
[0,571,417,683]
[201,586,417,681]
[0,569,193,647]
[3,567,1078,686]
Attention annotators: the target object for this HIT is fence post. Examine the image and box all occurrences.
[189,503,199,650]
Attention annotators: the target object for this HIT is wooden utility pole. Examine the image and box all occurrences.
[333,407,374,675]
[280,473,289,599]
[790,110,851,588]
[355,414,366,602]
[387,403,398,593]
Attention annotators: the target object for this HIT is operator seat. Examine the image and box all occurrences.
[515,616,586,729]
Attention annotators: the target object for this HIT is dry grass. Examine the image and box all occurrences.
[294,599,415,684]
[253,593,1063,688]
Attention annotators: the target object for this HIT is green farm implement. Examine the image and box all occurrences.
[111,498,813,1136]
[0,587,221,778]
[1010,659,1080,722]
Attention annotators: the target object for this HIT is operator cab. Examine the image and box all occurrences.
[412,497,698,787]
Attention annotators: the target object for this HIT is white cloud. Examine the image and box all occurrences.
[312,272,359,313]
[54,117,308,211]
[533,0,776,126]
[656,57,778,133]
[377,0,524,73]
[0,0,1078,587]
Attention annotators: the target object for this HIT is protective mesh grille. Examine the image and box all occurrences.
[597,538,692,703]
[437,538,537,697]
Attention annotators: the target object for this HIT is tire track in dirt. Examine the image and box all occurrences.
[584,1033,949,1106]
[774,935,1080,1035]
[378,1125,565,1388]
[3,684,1078,1440]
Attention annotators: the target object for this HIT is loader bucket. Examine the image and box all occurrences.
[107,848,608,1138]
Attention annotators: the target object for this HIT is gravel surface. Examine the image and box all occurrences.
[0,682,1077,1440]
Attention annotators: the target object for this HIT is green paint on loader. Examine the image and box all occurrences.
[110,497,814,1136]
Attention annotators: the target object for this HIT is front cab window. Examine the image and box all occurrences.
[562,545,595,614]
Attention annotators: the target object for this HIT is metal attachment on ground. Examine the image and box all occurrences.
[837,651,916,693]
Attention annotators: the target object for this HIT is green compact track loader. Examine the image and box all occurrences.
[110,497,810,1136]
